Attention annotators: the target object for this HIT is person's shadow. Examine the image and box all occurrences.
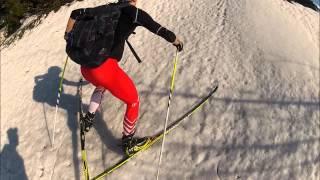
[0,128,28,180]
[33,66,122,180]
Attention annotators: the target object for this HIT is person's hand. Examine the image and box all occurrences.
[173,38,183,52]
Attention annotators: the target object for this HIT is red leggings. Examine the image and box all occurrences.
[81,58,139,136]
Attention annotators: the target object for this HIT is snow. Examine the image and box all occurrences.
[1,0,319,179]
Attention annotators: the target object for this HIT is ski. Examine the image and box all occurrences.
[92,83,219,180]
[78,79,90,180]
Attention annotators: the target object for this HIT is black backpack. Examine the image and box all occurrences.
[66,3,130,68]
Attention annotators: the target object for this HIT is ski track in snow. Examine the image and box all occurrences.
[1,0,319,180]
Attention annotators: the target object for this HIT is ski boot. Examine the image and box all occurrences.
[122,134,151,156]
[80,112,95,132]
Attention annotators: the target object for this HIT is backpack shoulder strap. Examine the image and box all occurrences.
[126,40,142,63]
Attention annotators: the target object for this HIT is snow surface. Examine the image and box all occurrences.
[1,0,319,179]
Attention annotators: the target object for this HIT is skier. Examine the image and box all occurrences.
[69,0,183,156]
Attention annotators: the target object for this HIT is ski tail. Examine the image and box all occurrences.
[78,78,90,180]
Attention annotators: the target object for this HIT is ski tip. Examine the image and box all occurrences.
[208,81,219,93]
[213,80,219,87]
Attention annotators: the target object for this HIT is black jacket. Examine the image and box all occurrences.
[109,5,176,60]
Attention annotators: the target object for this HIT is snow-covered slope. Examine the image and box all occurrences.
[1,0,319,179]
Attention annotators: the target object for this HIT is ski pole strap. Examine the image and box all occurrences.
[125,40,142,63]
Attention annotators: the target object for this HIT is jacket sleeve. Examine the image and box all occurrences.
[135,8,176,43]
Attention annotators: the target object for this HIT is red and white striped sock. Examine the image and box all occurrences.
[123,117,136,136]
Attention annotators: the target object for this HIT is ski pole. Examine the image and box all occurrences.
[78,78,90,180]
[52,56,68,148]
[156,50,179,180]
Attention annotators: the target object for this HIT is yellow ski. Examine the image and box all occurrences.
[91,84,218,180]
